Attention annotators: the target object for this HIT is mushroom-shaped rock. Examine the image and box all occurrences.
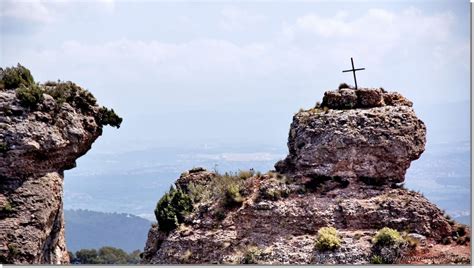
[276,88,425,184]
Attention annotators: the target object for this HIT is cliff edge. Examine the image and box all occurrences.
[141,86,470,264]
[0,64,121,264]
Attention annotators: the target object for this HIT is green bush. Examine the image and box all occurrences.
[16,84,44,108]
[73,247,140,264]
[74,248,101,264]
[7,244,19,257]
[372,227,402,246]
[154,187,193,232]
[315,227,341,251]
[45,81,97,110]
[0,142,8,153]
[370,255,384,264]
[187,182,209,204]
[224,183,244,207]
[0,201,14,213]
[97,247,129,264]
[0,64,35,89]
[241,246,261,264]
[179,170,249,212]
[237,170,254,180]
[98,107,123,128]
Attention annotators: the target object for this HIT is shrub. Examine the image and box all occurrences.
[97,247,129,264]
[370,255,384,264]
[224,183,244,207]
[154,187,193,232]
[315,227,341,251]
[456,225,466,237]
[16,84,44,108]
[213,171,247,207]
[372,227,402,246]
[0,64,35,89]
[338,83,351,90]
[241,246,261,264]
[0,201,14,213]
[44,81,99,112]
[0,142,8,153]
[238,169,254,180]
[259,179,290,201]
[187,182,210,204]
[98,107,123,128]
[73,247,141,264]
[179,170,249,211]
[7,244,19,257]
[189,167,206,173]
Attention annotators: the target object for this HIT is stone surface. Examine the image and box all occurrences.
[276,88,426,184]
[0,81,113,264]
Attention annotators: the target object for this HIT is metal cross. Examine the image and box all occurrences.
[342,57,365,89]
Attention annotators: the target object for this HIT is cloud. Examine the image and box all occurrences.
[219,7,266,31]
[284,7,453,42]
[0,0,116,34]
[0,0,55,34]
[1,0,53,24]
[3,6,468,110]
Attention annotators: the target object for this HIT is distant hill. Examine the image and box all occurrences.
[65,209,152,252]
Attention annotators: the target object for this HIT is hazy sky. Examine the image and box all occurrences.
[1,0,470,151]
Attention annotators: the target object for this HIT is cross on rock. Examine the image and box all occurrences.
[342,57,365,89]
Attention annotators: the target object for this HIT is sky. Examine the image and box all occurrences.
[0,0,470,151]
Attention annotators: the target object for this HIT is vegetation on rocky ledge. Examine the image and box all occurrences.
[315,227,342,251]
[0,64,35,90]
[0,64,123,128]
[372,227,403,247]
[154,187,193,232]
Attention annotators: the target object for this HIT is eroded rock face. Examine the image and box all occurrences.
[141,170,469,264]
[0,75,119,264]
[276,88,425,184]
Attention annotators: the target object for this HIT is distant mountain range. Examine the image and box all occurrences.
[65,209,151,253]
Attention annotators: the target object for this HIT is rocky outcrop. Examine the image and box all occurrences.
[0,65,121,264]
[275,88,425,184]
[142,169,469,264]
[142,87,470,264]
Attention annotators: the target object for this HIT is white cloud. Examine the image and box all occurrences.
[1,0,53,24]
[219,6,266,31]
[3,6,468,109]
[284,7,455,44]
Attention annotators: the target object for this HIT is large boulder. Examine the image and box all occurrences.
[276,88,425,184]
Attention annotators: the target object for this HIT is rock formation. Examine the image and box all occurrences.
[142,87,470,264]
[275,88,425,184]
[0,65,121,264]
